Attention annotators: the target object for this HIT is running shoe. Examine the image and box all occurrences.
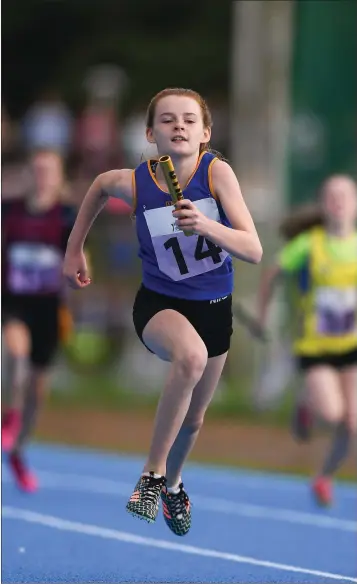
[161,482,191,536]
[126,472,166,523]
[8,451,38,493]
[312,476,333,507]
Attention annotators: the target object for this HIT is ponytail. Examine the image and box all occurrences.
[279,203,324,241]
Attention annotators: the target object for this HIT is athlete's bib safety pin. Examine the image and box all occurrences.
[159,155,193,237]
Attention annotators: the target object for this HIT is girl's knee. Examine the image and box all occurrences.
[182,416,204,434]
[344,412,357,434]
[4,321,31,357]
[318,408,344,426]
[307,387,344,426]
[174,347,208,384]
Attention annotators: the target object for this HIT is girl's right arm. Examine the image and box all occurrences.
[256,264,283,330]
[63,169,133,289]
[256,231,311,331]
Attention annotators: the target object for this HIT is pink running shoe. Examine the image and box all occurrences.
[8,451,38,493]
[312,476,333,507]
[2,409,21,452]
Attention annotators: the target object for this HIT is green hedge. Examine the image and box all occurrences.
[50,371,295,428]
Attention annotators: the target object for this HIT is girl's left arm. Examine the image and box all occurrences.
[174,160,263,264]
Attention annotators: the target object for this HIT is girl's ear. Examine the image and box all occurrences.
[201,126,211,144]
[146,127,156,144]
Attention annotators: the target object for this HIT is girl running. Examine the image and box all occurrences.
[257,175,357,505]
[63,87,262,536]
[2,148,75,491]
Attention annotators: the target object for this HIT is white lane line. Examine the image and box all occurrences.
[2,469,356,533]
[3,507,356,582]
[23,447,357,498]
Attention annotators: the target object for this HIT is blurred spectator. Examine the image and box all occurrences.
[21,89,73,156]
[122,108,158,168]
[2,104,32,200]
[75,98,122,178]
[75,65,127,179]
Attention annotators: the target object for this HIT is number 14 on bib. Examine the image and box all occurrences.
[144,199,229,281]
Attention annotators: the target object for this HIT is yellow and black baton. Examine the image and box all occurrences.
[159,155,193,236]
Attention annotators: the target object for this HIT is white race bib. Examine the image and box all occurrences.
[144,197,228,281]
[8,242,63,293]
[316,287,357,335]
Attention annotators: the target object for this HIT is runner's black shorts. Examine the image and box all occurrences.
[297,348,357,371]
[133,284,233,358]
[2,294,60,367]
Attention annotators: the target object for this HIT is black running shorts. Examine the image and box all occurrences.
[297,348,357,371]
[2,294,60,367]
[133,284,233,358]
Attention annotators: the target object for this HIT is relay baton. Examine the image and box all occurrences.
[159,155,193,236]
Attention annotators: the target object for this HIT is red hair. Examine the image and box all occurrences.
[279,174,357,240]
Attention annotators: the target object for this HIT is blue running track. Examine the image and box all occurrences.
[2,444,356,583]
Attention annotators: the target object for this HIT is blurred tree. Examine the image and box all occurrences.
[287,0,357,205]
[2,0,231,118]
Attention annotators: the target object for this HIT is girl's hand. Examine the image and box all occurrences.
[172,199,211,236]
[63,249,91,290]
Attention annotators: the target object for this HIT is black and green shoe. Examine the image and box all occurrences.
[161,482,191,536]
[126,472,166,523]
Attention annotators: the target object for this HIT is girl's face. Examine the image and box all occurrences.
[146,95,210,158]
[31,151,64,197]
[321,176,357,228]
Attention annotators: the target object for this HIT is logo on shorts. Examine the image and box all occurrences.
[210,296,228,304]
